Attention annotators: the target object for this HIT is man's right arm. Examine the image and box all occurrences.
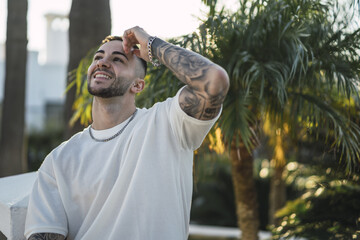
[28,233,65,240]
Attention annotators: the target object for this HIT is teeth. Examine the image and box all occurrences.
[95,74,111,79]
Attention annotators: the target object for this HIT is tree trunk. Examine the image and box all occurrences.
[230,139,259,240]
[64,0,111,139]
[0,0,28,177]
[268,129,287,226]
[268,164,286,226]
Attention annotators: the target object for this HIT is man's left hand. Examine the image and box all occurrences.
[122,26,151,61]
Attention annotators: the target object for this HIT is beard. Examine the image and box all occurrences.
[87,75,132,98]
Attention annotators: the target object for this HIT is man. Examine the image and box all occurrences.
[25,26,229,240]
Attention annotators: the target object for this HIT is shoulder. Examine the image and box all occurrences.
[52,129,87,156]
[137,95,175,119]
[40,129,89,169]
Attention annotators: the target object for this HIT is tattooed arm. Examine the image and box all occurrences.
[122,26,229,120]
[28,233,65,240]
[151,38,229,120]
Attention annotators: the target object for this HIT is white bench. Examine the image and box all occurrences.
[189,224,272,239]
[0,172,37,240]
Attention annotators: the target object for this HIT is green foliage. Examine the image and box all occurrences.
[27,126,64,171]
[191,153,237,227]
[191,152,274,230]
[67,46,99,127]
[268,140,360,239]
[271,171,360,239]
[136,59,184,108]
[199,0,360,168]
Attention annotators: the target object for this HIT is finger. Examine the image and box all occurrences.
[132,49,141,58]
[122,39,130,54]
[122,30,131,53]
[123,32,138,54]
[123,39,135,54]
[123,29,138,43]
[123,39,132,54]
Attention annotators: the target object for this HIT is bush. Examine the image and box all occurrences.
[27,126,64,171]
[271,173,360,239]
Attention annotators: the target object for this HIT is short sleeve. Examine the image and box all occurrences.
[24,155,68,238]
[169,86,222,150]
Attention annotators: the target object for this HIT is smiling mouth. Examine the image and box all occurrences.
[94,73,111,79]
[93,70,113,81]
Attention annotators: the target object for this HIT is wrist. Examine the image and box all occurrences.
[147,36,161,67]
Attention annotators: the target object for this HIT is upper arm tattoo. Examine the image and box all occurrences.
[180,85,225,120]
[152,38,228,120]
[28,233,65,240]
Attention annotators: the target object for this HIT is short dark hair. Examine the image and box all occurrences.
[101,35,147,76]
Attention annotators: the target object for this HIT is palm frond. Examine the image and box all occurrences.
[66,46,98,126]
[288,91,360,170]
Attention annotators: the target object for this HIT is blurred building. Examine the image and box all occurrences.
[0,13,69,131]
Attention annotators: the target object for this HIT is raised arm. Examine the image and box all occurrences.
[122,26,229,120]
[152,38,229,120]
[28,233,65,240]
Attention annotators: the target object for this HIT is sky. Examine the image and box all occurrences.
[0,0,238,51]
[2,0,355,52]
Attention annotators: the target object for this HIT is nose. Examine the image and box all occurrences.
[96,58,110,68]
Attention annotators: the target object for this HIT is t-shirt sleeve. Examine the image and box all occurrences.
[169,86,222,150]
[24,155,68,239]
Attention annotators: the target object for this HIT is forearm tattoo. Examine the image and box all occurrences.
[28,233,65,240]
[152,38,227,120]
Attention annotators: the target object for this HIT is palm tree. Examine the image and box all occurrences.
[140,0,360,238]
[0,0,28,177]
[64,0,111,139]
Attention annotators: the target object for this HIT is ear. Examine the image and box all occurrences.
[130,78,145,94]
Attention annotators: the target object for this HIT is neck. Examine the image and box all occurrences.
[91,95,136,130]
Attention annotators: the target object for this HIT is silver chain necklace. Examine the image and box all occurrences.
[89,109,138,142]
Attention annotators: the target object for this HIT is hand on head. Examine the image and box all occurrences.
[122,26,151,62]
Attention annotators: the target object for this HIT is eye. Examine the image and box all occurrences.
[113,57,123,63]
[94,55,102,61]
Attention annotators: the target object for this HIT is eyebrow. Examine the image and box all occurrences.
[95,50,128,60]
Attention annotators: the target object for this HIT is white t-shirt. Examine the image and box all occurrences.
[25,88,221,240]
